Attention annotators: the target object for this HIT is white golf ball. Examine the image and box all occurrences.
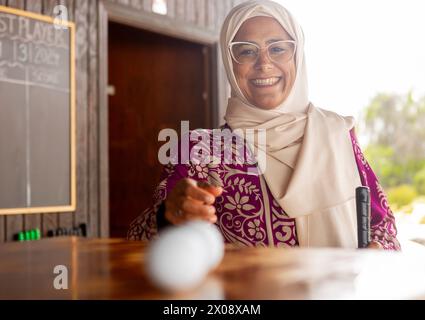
[184,221,224,269]
[146,225,210,292]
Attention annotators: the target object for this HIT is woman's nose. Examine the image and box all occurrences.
[254,51,273,71]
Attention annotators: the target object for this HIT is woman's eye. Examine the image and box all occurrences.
[240,49,256,56]
[270,47,286,54]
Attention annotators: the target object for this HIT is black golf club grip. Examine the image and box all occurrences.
[356,186,371,248]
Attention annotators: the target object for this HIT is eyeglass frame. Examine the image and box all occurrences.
[228,40,297,65]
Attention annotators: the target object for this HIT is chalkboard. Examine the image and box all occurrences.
[0,6,76,215]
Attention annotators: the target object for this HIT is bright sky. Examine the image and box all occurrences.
[274,0,425,120]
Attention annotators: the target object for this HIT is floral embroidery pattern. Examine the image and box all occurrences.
[224,192,256,215]
[247,219,264,240]
[376,182,389,212]
[128,128,400,251]
[188,162,209,179]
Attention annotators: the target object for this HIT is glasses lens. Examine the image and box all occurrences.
[268,41,296,63]
[231,43,258,64]
[230,41,296,64]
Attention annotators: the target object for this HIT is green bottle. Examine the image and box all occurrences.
[35,228,41,240]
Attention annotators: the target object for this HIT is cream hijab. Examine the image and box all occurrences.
[221,0,362,248]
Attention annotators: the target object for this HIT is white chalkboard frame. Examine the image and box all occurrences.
[0,5,76,215]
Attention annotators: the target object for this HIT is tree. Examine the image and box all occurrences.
[361,92,425,191]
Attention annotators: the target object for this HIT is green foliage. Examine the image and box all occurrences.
[361,92,425,198]
[387,185,418,210]
[414,167,425,195]
[364,145,397,187]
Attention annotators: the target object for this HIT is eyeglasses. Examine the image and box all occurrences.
[229,40,297,65]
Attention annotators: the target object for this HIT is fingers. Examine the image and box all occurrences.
[367,241,383,250]
[184,182,216,204]
[165,178,221,225]
[197,181,223,198]
[181,198,217,223]
[165,197,217,225]
[180,179,222,204]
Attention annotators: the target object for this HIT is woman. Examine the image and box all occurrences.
[128,0,400,250]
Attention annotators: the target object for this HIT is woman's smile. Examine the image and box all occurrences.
[250,76,282,88]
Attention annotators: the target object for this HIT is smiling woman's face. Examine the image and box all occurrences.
[232,16,296,110]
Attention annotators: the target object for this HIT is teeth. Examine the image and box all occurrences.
[251,77,280,86]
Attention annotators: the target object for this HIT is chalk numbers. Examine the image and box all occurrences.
[34,45,60,66]
[17,42,29,63]
[13,41,59,66]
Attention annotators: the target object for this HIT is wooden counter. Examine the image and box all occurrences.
[0,237,424,299]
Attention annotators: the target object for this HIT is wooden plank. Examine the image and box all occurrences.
[98,2,109,237]
[184,0,195,24]
[174,0,184,21]
[25,0,42,12]
[222,0,232,26]
[130,0,142,10]
[87,0,98,237]
[57,214,74,232]
[203,45,212,127]
[210,43,220,127]
[205,0,215,32]
[0,0,6,242]
[63,0,76,233]
[0,217,4,243]
[42,0,59,16]
[56,0,75,233]
[0,212,3,242]
[72,0,89,235]
[4,0,25,242]
[142,0,152,13]
[165,0,175,18]
[214,0,222,31]
[6,0,25,8]
[214,0,231,128]
[21,0,43,235]
[195,0,206,27]
[117,0,130,6]
[39,0,60,238]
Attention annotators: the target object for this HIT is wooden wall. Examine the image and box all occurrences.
[0,0,246,242]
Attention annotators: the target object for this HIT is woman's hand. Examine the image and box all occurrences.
[367,241,383,249]
[164,178,223,225]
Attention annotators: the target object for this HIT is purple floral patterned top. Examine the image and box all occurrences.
[127,126,401,250]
